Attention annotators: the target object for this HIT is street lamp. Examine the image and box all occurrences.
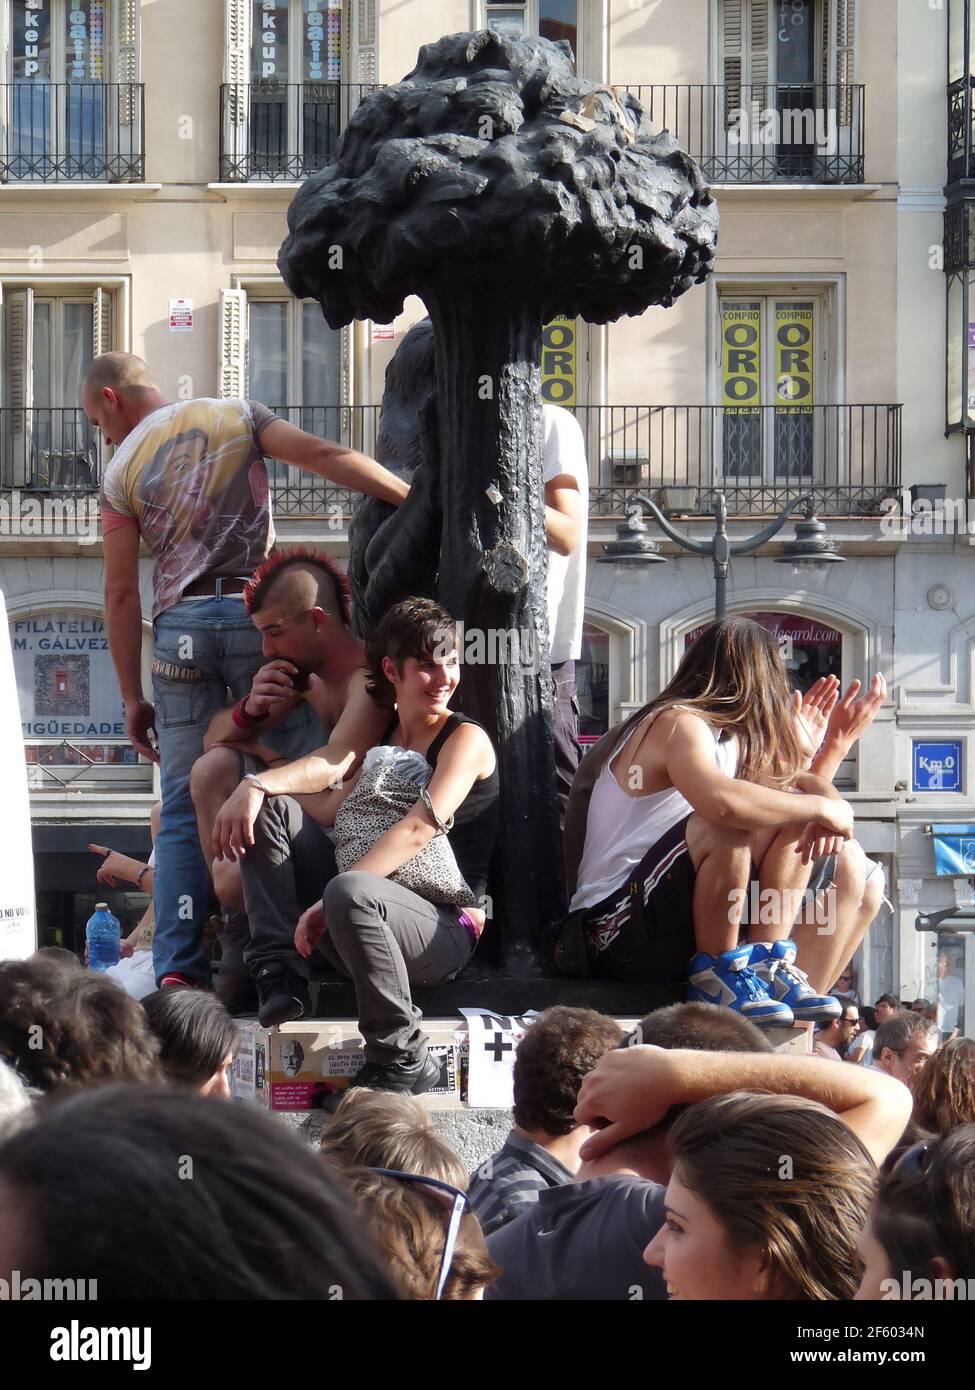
[599,491,843,621]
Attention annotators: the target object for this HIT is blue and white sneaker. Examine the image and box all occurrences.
[686,945,795,1027]
[749,940,842,1023]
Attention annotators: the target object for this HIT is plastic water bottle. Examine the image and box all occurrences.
[86,903,121,972]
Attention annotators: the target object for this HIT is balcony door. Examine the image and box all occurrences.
[1,288,110,487]
[718,292,828,487]
[715,0,857,181]
[2,1,138,181]
[223,1,344,179]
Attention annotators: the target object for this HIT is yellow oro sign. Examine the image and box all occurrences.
[541,317,576,406]
[721,304,761,415]
[775,306,814,415]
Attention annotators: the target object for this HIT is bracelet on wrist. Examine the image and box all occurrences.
[232,696,264,730]
[136,865,150,888]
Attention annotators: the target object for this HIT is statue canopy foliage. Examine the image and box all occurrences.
[279,29,718,328]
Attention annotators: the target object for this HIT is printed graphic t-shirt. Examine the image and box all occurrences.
[99,398,279,619]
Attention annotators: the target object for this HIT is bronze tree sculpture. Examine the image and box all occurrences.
[279,29,718,965]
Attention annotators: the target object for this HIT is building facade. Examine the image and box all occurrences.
[0,0,971,1030]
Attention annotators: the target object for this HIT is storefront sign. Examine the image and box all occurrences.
[721,303,761,415]
[774,305,814,415]
[913,741,963,793]
[9,613,125,744]
[541,317,577,405]
[0,592,37,959]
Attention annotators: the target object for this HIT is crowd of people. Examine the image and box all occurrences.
[0,350,969,1303]
[1,979,973,1301]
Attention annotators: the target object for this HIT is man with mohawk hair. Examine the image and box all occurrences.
[192,550,390,1007]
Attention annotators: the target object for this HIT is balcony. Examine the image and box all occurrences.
[0,408,99,491]
[0,83,145,182]
[0,404,900,522]
[579,405,901,518]
[623,84,865,185]
[219,82,381,182]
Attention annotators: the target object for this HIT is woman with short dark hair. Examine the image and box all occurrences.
[856,1126,975,1299]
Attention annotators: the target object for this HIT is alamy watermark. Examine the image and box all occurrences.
[0,490,99,542]
[880,489,975,538]
[1,1269,97,1300]
[434,622,542,674]
[727,102,838,156]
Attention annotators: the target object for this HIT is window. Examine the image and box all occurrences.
[715,1,860,181]
[219,286,346,503]
[484,2,579,66]
[1,286,112,487]
[718,290,830,485]
[577,620,610,744]
[684,610,842,695]
[2,0,140,181]
[225,1,344,178]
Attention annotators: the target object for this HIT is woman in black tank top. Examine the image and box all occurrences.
[295,599,499,1097]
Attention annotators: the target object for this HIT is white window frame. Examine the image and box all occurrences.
[0,1,141,173]
[710,1,860,171]
[1,276,123,484]
[225,0,351,179]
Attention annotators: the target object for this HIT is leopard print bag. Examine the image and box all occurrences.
[333,751,476,907]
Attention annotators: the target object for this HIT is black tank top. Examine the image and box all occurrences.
[425,713,499,906]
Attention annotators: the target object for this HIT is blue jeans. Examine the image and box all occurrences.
[151,597,266,984]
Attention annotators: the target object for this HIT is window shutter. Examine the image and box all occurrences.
[224,0,252,177]
[835,0,855,126]
[354,0,378,85]
[8,290,35,487]
[92,288,114,473]
[93,288,113,359]
[0,12,8,179]
[749,0,770,91]
[116,0,139,124]
[219,288,248,398]
[721,0,745,124]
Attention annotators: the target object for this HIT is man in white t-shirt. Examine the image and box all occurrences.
[542,404,589,825]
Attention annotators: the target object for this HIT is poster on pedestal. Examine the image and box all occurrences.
[0,590,36,959]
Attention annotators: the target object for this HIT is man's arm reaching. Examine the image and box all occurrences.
[574,1045,913,1169]
[258,418,408,507]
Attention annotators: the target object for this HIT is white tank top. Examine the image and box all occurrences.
[569,712,739,913]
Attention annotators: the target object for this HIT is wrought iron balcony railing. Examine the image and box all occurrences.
[579,404,901,518]
[0,82,145,182]
[0,404,901,521]
[219,82,382,181]
[623,83,865,184]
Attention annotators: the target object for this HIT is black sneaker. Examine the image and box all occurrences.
[254,963,311,1028]
[347,1048,442,1097]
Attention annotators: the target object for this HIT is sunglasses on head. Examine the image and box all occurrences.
[370,1167,469,1300]
[893,1140,932,1179]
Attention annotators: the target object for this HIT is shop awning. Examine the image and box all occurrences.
[931,824,975,877]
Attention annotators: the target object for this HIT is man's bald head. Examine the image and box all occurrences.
[81,354,168,446]
[82,353,157,402]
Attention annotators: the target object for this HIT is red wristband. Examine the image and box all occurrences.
[232,696,263,730]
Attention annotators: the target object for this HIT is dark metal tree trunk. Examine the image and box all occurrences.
[425,288,566,965]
